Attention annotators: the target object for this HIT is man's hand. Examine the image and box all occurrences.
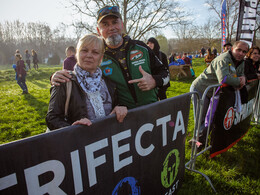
[72,118,92,126]
[110,106,127,123]
[128,66,156,91]
[239,76,246,88]
[51,70,72,86]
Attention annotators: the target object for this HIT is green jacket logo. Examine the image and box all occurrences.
[130,50,143,61]
[161,149,180,188]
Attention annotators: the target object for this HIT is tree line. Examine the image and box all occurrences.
[0,0,259,65]
[0,21,76,65]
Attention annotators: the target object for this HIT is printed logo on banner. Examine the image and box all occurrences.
[161,149,180,190]
[112,177,141,195]
[130,50,143,61]
[103,67,113,76]
[223,107,235,130]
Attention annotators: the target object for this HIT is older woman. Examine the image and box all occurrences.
[46,34,127,130]
[244,46,260,82]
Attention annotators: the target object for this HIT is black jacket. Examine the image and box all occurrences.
[46,74,118,130]
[146,37,170,88]
[244,58,260,81]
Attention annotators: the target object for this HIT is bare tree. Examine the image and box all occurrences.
[67,0,190,39]
[205,0,240,42]
[170,23,204,54]
[199,19,221,48]
[173,23,200,40]
[0,21,77,65]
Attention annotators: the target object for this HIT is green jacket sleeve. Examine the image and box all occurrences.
[213,58,240,87]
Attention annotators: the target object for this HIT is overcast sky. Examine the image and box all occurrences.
[0,0,213,39]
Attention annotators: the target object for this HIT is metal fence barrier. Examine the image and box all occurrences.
[185,81,260,193]
[252,81,260,124]
[185,84,220,193]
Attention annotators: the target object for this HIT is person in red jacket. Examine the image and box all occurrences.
[15,54,28,94]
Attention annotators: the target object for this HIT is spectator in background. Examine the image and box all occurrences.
[15,54,28,94]
[169,52,176,64]
[244,46,260,82]
[15,49,20,55]
[200,46,206,57]
[212,47,218,56]
[63,46,77,71]
[223,42,232,52]
[205,48,216,67]
[31,49,39,70]
[147,37,170,100]
[12,64,17,80]
[182,53,192,65]
[25,50,31,70]
[182,53,195,77]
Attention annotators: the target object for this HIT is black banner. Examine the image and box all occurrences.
[210,81,258,158]
[0,93,191,195]
[236,0,258,47]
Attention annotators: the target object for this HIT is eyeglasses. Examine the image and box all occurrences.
[97,6,120,20]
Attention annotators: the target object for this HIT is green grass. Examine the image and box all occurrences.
[0,59,259,194]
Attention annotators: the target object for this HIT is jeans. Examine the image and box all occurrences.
[17,75,28,93]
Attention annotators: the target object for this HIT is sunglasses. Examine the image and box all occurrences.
[97,6,120,19]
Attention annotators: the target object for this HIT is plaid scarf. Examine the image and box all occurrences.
[74,64,102,93]
[74,64,106,119]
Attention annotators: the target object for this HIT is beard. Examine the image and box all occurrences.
[105,34,123,47]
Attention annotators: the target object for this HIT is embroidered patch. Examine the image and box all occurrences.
[101,59,112,66]
[103,67,112,76]
[130,50,143,61]
[223,107,234,130]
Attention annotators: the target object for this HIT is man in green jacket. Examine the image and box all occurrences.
[190,40,249,142]
[51,5,169,109]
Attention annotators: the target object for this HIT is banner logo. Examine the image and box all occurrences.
[223,107,234,130]
[161,149,180,188]
[130,50,143,61]
[112,177,141,195]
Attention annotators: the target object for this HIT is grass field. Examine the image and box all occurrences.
[0,59,259,194]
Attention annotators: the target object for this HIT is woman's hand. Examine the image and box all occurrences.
[110,106,128,123]
[72,118,92,126]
